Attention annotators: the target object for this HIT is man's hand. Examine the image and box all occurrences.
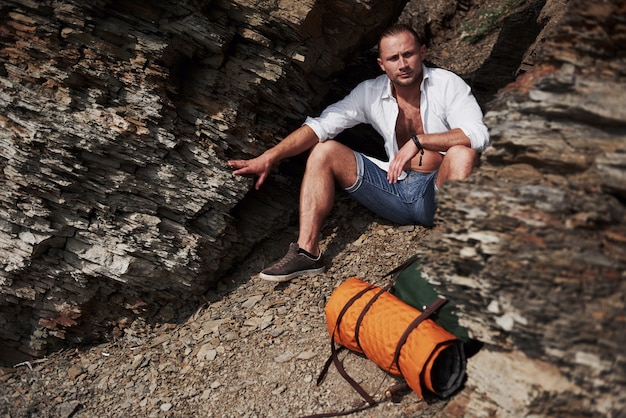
[387,141,418,183]
[228,154,273,190]
[228,125,321,190]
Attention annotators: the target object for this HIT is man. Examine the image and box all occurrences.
[228,23,489,282]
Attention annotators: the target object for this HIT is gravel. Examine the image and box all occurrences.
[0,195,451,417]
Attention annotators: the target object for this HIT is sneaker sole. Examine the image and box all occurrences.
[259,266,325,282]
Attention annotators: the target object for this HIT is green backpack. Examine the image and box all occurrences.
[390,258,470,343]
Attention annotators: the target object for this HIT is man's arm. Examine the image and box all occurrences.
[387,128,470,183]
[228,125,320,190]
[416,128,471,152]
[441,76,490,152]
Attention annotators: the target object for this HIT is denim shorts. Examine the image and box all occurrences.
[345,152,437,226]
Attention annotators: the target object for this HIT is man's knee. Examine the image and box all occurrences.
[448,145,480,166]
[308,141,353,165]
[306,141,357,186]
[440,145,479,181]
[447,144,476,159]
[308,140,336,162]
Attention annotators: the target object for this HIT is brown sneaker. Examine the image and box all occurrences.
[259,243,325,282]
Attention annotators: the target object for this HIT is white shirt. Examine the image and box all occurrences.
[304,65,490,177]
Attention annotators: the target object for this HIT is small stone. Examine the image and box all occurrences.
[274,350,294,363]
[160,403,172,412]
[130,354,144,370]
[242,295,263,309]
[196,344,217,361]
[353,234,367,246]
[200,319,224,336]
[272,385,286,395]
[53,400,81,417]
[67,365,83,380]
[297,351,317,360]
[270,328,284,338]
[260,315,273,330]
[244,317,263,328]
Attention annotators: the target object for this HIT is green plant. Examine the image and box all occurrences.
[461,0,525,44]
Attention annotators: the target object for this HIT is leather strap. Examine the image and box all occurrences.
[354,286,389,351]
[391,297,448,375]
[354,255,419,350]
[316,284,375,386]
[382,254,419,281]
[300,403,374,418]
[329,328,377,406]
[304,256,426,418]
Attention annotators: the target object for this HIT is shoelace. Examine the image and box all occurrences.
[271,248,300,268]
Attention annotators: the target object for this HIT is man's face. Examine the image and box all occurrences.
[377,31,426,88]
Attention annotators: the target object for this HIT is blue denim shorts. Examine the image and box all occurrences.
[345,152,437,226]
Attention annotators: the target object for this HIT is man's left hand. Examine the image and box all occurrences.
[387,141,419,183]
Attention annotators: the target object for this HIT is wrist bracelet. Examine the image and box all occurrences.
[411,133,424,166]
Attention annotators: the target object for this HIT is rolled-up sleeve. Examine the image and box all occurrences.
[444,77,490,152]
[304,80,372,142]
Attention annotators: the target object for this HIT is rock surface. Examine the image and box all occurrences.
[1,0,625,417]
[419,0,626,416]
[0,0,406,360]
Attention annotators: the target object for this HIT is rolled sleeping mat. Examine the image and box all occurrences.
[324,277,466,399]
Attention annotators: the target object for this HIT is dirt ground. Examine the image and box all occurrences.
[1,197,448,417]
[1,1,522,416]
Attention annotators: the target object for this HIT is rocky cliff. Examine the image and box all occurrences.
[1,0,624,416]
[420,1,626,415]
[0,0,405,361]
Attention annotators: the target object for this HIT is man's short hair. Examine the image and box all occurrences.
[377,23,423,56]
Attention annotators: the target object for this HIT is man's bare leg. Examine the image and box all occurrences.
[258,141,357,282]
[435,145,479,188]
[297,141,358,256]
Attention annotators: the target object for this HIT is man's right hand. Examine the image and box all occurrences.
[228,125,321,190]
[228,155,273,190]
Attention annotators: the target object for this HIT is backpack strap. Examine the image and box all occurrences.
[303,336,377,418]
[354,255,419,351]
[315,284,377,405]
[354,286,387,351]
[382,254,419,281]
[390,297,448,376]
[303,256,425,418]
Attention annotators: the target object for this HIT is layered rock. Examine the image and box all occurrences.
[418,0,626,416]
[0,0,406,361]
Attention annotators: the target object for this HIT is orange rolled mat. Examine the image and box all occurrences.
[324,277,466,399]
